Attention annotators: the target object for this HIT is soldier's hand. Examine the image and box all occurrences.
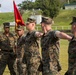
[35,32,43,37]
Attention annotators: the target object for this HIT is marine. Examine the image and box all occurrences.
[17,17,43,75]
[40,16,72,75]
[65,17,76,75]
[0,22,16,75]
[13,25,27,75]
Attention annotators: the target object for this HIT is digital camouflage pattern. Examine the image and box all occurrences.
[41,30,61,75]
[0,33,15,50]
[18,31,41,75]
[14,34,27,75]
[17,35,25,58]
[0,32,16,75]
[66,37,76,75]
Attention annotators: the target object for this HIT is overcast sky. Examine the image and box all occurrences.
[0,0,35,12]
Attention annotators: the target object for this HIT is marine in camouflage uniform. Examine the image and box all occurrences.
[0,22,16,75]
[17,17,43,75]
[14,25,27,75]
[40,17,72,75]
[65,17,76,75]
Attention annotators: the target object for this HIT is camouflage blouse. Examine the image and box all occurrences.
[41,30,61,72]
[0,33,15,51]
[68,36,76,74]
[18,31,40,57]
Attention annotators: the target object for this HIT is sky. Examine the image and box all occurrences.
[0,0,35,12]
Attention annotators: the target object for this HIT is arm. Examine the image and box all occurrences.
[35,32,43,38]
[55,31,72,41]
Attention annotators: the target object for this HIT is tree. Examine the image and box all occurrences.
[18,1,34,10]
[18,0,60,18]
[35,0,60,18]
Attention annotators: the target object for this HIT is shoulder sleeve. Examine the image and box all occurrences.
[54,31,60,38]
[9,33,14,36]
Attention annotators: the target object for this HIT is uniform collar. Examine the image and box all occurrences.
[44,30,52,36]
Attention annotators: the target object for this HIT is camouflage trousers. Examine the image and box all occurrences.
[0,53,16,75]
[42,61,61,75]
[26,56,41,75]
[14,58,27,75]
[65,66,76,75]
[42,71,60,75]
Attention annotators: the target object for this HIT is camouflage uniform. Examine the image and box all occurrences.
[65,16,76,75]
[0,32,16,75]
[14,34,27,75]
[65,37,76,75]
[18,30,41,75]
[41,30,61,75]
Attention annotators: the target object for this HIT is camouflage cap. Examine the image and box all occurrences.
[70,17,76,25]
[16,25,24,31]
[41,16,53,25]
[26,17,36,24]
[3,22,10,28]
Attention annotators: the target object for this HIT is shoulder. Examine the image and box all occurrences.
[49,30,60,34]
[0,33,4,38]
[26,31,36,36]
[49,30,60,38]
[9,33,16,40]
[9,33,14,36]
[20,34,26,40]
[22,34,26,37]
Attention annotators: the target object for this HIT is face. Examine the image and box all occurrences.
[4,27,10,33]
[26,22,35,30]
[71,24,76,33]
[41,22,51,31]
[41,22,46,31]
[17,29,24,36]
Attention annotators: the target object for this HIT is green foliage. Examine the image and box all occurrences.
[18,0,60,18]
[42,10,50,17]
[35,0,60,18]
[18,1,35,10]
[34,0,43,9]
[70,0,76,3]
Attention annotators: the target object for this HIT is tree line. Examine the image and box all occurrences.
[18,0,76,18]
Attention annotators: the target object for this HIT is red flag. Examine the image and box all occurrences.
[13,1,25,26]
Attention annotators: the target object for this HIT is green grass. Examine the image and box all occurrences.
[54,10,76,26]
[0,12,14,25]
[3,67,10,75]
[4,39,69,75]
[60,39,69,75]
[0,9,76,26]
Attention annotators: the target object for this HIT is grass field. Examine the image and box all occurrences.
[0,9,76,26]
[60,39,69,75]
[3,39,69,75]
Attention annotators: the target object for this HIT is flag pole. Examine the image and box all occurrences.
[13,0,17,32]
[13,0,25,32]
